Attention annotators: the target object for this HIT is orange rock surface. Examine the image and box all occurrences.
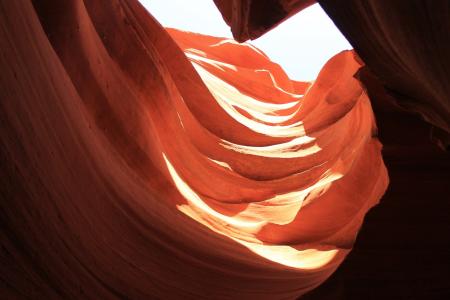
[0,0,400,299]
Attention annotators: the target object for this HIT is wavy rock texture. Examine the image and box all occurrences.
[0,0,390,299]
[212,0,450,298]
[319,0,450,142]
[216,0,450,141]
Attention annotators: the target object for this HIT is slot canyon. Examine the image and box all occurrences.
[1,0,449,299]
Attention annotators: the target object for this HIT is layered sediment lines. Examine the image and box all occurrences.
[1,0,388,299]
[216,0,450,141]
[213,1,450,298]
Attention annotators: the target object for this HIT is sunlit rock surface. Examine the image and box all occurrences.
[211,1,450,298]
[217,0,450,140]
[11,0,450,299]
[320,1,450,138]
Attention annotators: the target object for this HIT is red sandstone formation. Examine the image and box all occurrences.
[213,0,316,42]
[216,0,450,144]
[1,0,449,299]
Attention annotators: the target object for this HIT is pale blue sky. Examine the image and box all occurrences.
[138,0,351,81]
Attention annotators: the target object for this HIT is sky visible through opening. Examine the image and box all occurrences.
[138,0,352,81]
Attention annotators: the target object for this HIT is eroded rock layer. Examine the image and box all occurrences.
[1,0,388,299]
[216,0,450,141]
[211,1,450,298]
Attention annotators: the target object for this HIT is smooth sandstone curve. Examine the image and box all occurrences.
[0,0,387,298]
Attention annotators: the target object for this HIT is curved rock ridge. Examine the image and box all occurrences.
[0,0,387,298]
[319,0,450,145]
[214,0,450,144]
